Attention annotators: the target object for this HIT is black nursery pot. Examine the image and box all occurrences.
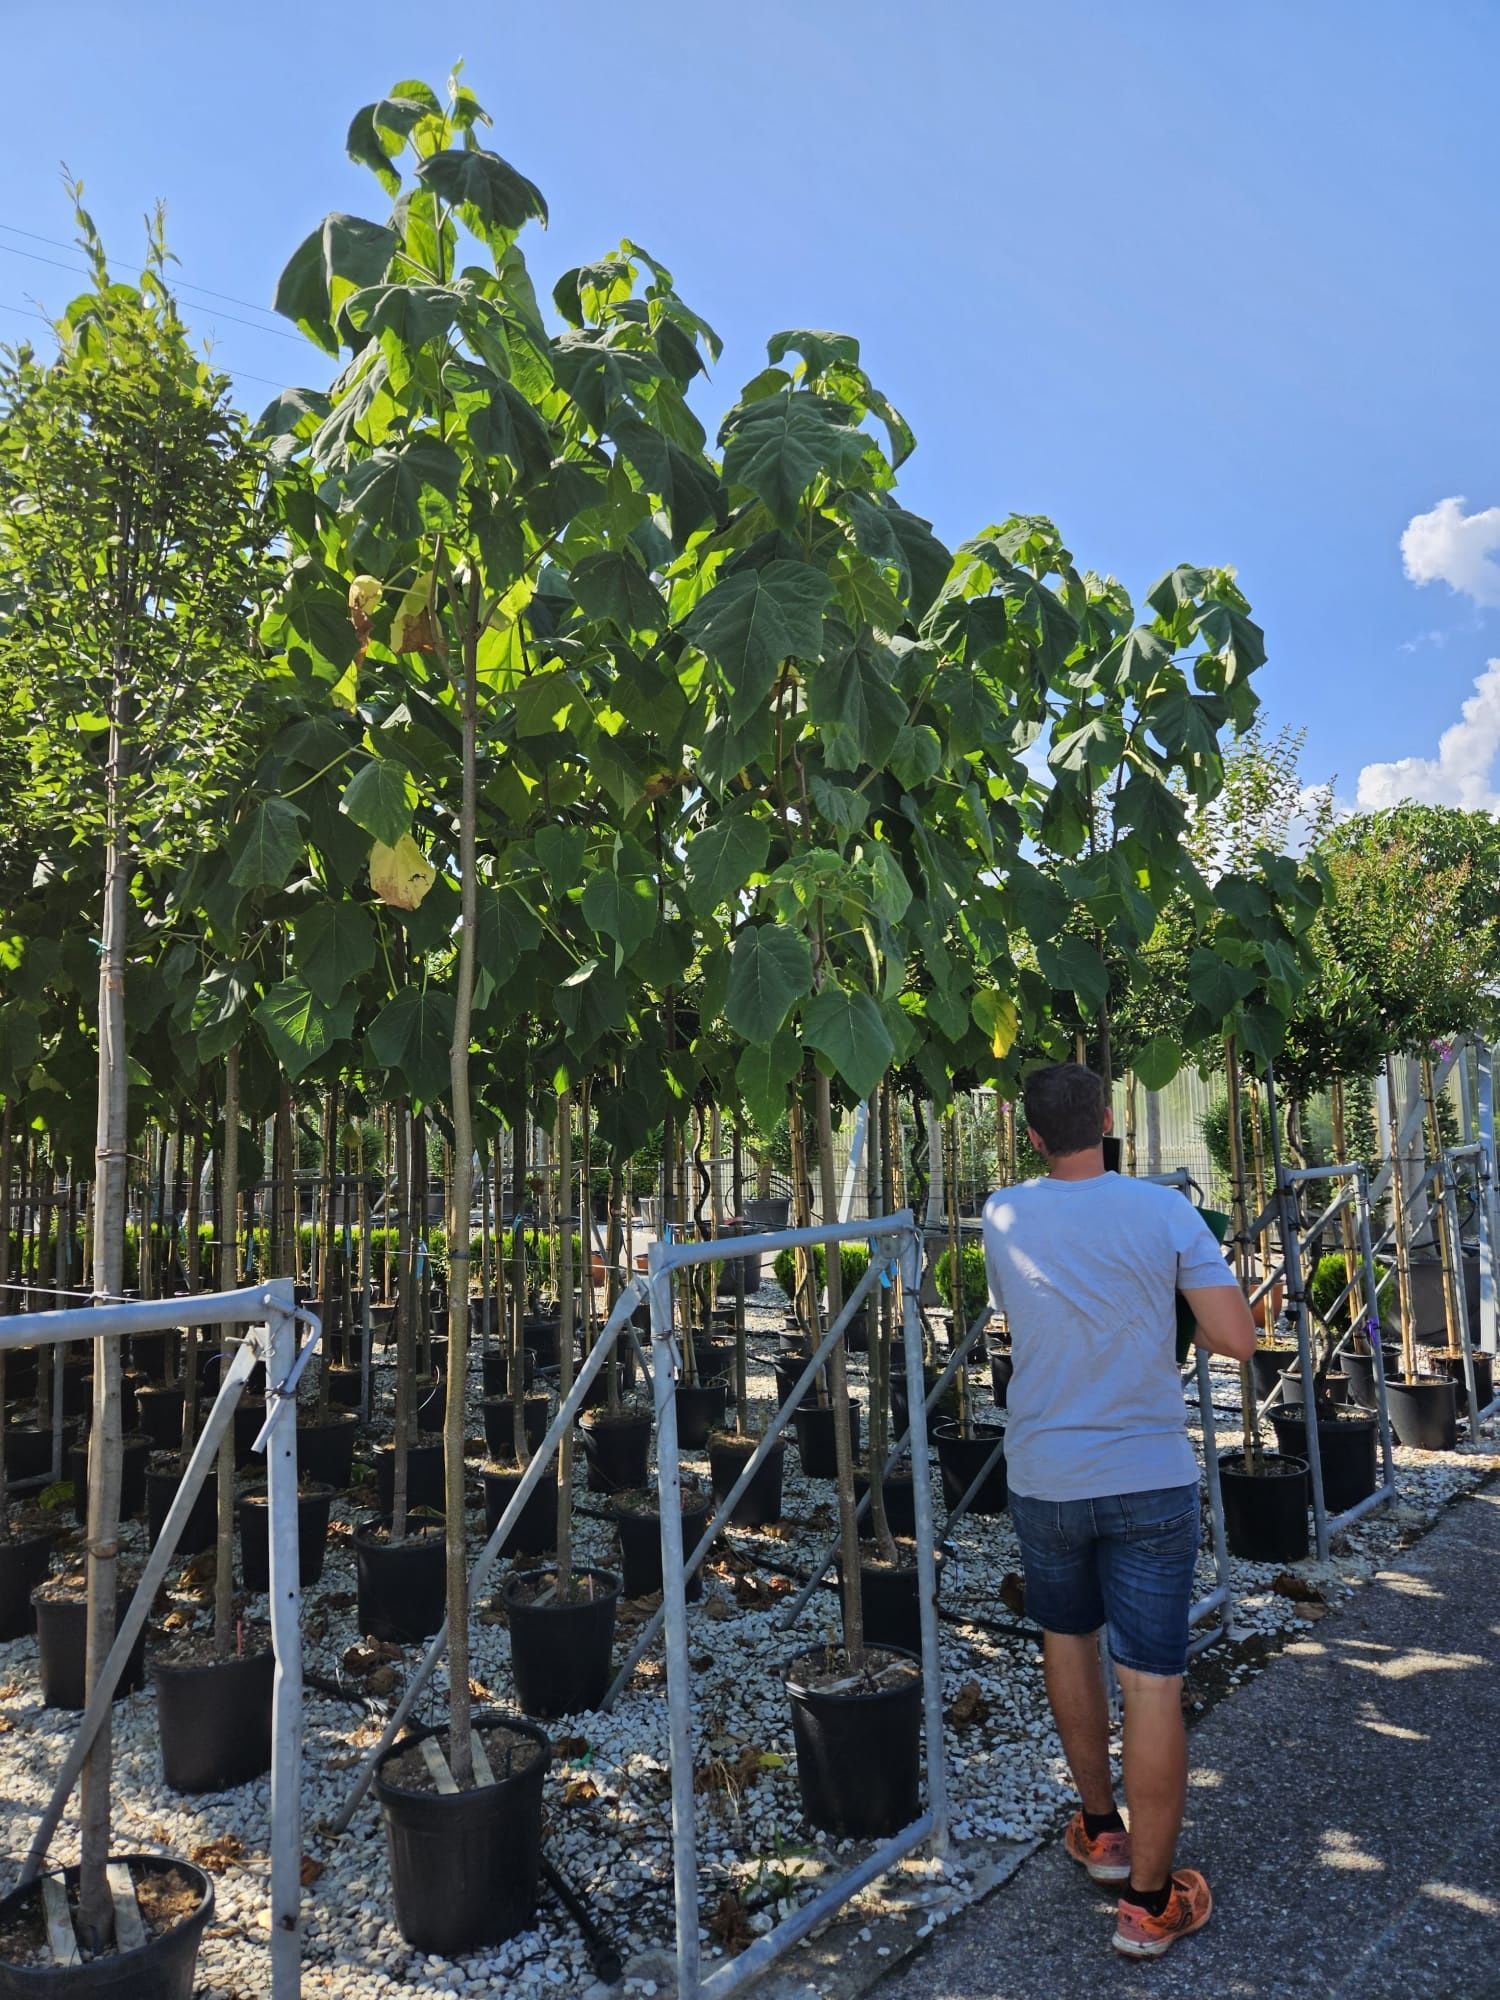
[1279,1367,1351,1407]
[354,1516,447,1644]
[853,1468,918,1538]
[1341,1347,1401,1411]
[155,1649,275,1794]
[774,1357,821,1411]
[0,1853,213,2000]
[0,1529,55,1641]
[376,1711,551,1957]
[890,1366,957,1438]
[2,1424,72,1485]
[521,1314,560,1366]
[129,1330,176,1381]
[933,1418,1008,1515]
[133,1384,188,1451]
[297,1412,358,1489]
[581,1409,652,1495]
[1384,1376,1458,1452]
[376,1441,445,1516]
[238,1483,335,1591]
[1218,1451,1310,1562]
[145,1465,217,1557]
[482,1396,549,1461]
[1249,1345,1300,1403]
[327,1365,364,1411]
[988,1349,1014,1409]
[708,1434,785,1527]
[504,1567,621,1718]
[674,1381,728,1451]
[69,1434,149,1524]
[785,1647,922,1840]
[481,1348,534,1398]
[33,1590,146,1711]
[793,1402,861,1480]
[1428,1350,1495,1420]
[612,1489,712,1602]
[839,1548,946,1655]
[481,1464,558,1557]
[1266,1405,1377,1512]
[581,1336,638,1409]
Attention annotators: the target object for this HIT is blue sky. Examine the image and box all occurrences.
[6,0,1498,809]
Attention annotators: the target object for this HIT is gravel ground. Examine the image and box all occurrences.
[1,1296,1495,2000]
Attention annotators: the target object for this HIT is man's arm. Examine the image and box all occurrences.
[1182,1283,1257,1362]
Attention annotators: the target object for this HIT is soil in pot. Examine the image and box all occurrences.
[296,1412,358,1489]
[933,1418,1008,1515]
[68,1434,149,1524]
[481,1396,549,1461]
[481,1463,558,1557]
[612,1487,712,1602]
[33,1580,147,1710]
[238,1482,335,1591]
[988,1349,1014,1408]
[580,1408,652,1495]
[785,1645,922,1840]
[353,1516,447,1644]
[837,1543,945,1654]
[1265,1405,1377,1513]
[0,1853,213,1999]
[503,1567,620,1718]
[708,1433,785,1527]
[793,1402,860,1480]
[153,1634,275,1793]
[1249,1344,1300,1403]
[853,1468,918,1538]
[1383,1375,1458,1452]
[0,1518,55,1641]
[145,1459,217,1557]
[375,1438,445,1516]
[375,1712,551,1956]
[674,1381,728,1451]
[1218,1451,1309,1563]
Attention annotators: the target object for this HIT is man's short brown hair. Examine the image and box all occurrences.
[1023,1063,1108,1157]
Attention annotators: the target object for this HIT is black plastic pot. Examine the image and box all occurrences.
[354,1516,447,1643]
[133,1384,188,1451]
[793,1402,860,1480]
[481,1348,533,1398]
[481,1464,558,1557]
[1429,1350,1495,1420]
[1341,1347,1401,1411]
[0,1529,54,1641]
[145,1465,216,1557]
[522,1315,560,1366]
[1279,1367,1351,1407]
[0,1853,213,2000]
[376,1441,445,1516]
[3,1349,37,1402]
[238,1483,334,1591]
[69,1434,149,1524]
[690,1338,733,1386]
[840,1547,946,1654]
[773,1357,820,1410]
[785,1647,922,1839]
[155,1649,275,1793]
[1384,1376,1458,1451]
[853,1469,918,1538]
[482,1396,549,1460]
[1218,1451,1309,1562]
[130,1330,176,1381]
[232,1397,265,1469]
[581,1409,652,1495]
[890,1366,957,1438]
[674,1382,728,1451]
[3,1424,72,1484]
[1266,1405,1377,1512]
[933,1419,1008,1515]
[376,1711,550,1956]
[988,1350,1014,1408]
[60,1367,92,1420]
[612,1489,712,1602]
[746,1196,792,1231]
[581,1336,638,1410]
[1249,1345,1300,1402]
[33,1590,146,1710]
[504,1567,620,1718]
[297,1413,358,1489]
[708,1435,785,1527]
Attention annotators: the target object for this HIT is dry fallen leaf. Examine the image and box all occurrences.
[708,1888,753,1954]
[192,1835,245,1873]
[300,1856,325,1887]
[945,1679,991,1729]
[364,1666,399,1696]
[562,1777,599,1805]
[553,1735,589,1759]
[703,1594,735,1621]
[999,1572,1027,1618]
[1272,1571,1324,1605]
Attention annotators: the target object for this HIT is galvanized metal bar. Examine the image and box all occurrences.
[657,1209,913,1272]
[1475,1043,1500,1356]
[1264,1066,1330,1561]
[330,1278,648,1832]
[1354,1171,1398,1494]
[838,1100,871,1224]
[1196,1346,1236,1641]
[0,1282,290,1349]
[1442,1158,1484,1446]
[900,1229,949,1856]
[264,1296,304,2000]
[943,1427,1006,1532]
[1368,1044,1459,1212]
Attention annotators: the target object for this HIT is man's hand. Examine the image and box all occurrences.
[1182,1282,1258,1362]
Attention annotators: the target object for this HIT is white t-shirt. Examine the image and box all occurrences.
[981,1173,1236,1502]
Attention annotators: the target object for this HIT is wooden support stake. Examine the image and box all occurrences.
[40,1877,80,1967]
[418,1737,459,1795]
[105,1862,146,1954]
[470,1732,496,1789]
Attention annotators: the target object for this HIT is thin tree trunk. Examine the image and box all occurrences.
[815,1072,863,1664]
[511,1093,528,1464]
[214,1050,240,1661]
[392,1107,413,1542]
[1223,1039,1260,1465]
[180,1122,203,1463]
[1386,1061,1418,1380]
[554,1092,576,1596]
[1421,1055,1462,1359]
[731,1124,747,1436]
[867,1083,896,1561]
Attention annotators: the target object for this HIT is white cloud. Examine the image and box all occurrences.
[1401,497,1500,607]
[1356,658,1500,812]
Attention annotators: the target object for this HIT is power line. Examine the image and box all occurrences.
[0,238,305,345]
[0,219,292,328]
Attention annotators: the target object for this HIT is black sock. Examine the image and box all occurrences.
[1122,1881,1172,1917]
[1082,1807,1125,1839]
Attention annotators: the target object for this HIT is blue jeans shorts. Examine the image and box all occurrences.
[1009,1483,1201,1677]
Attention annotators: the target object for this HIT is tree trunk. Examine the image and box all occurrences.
[392,1107,413,1542]
[1421,1055,1462,1358]
[511,1093,529,1465]
[1386,1061,1418,1380]
[815,1073,863,1664]
[554,1092,576,1595]
[180,1121,203,1463]
[867,1083,897,1562]
[1223,1039,1259,1464]
[214,1050,240,1661]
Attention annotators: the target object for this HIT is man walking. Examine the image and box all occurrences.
[982,1063,1256,1959]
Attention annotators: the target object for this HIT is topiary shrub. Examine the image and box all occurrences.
[934,1242,989,1318]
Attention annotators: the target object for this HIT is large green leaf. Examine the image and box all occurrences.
[808,644,906,769]
[736,1024,803,1132]
[229,799,305,892]
[192,962,255,1063]
[414,148,548,239]
[367,986,455,1104]
[570,550,665,635]
[1035,935,1110,1010]
[274,213,400,354]
[721,393,859,525]
[608,416,722,542]
[581,841,658,963]
[1186,948,1259,1024]
[724,925,813,1045]
[1133,1033,1181,1091]
[802,984,895,1099]
[255,980,355,1080]
[340,439,461,556]
[684,811,771,918]
[682,561,833,724]
[340,757,415,847]
[293,901,377,1006]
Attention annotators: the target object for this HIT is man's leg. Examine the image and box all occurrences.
[1115,1664,1187,1890]
[1042,1629,1116,1816]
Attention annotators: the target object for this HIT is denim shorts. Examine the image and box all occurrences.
[1009,1484,1201,1677]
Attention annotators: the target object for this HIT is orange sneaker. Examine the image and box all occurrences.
[1113,1870,1213,1957]
[1064,1810,1132,1883]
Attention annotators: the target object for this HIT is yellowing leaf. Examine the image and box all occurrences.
[370,834,436,909]
[348,575,384,615]
[391,571,435,653]
[972,988,1020,1059]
